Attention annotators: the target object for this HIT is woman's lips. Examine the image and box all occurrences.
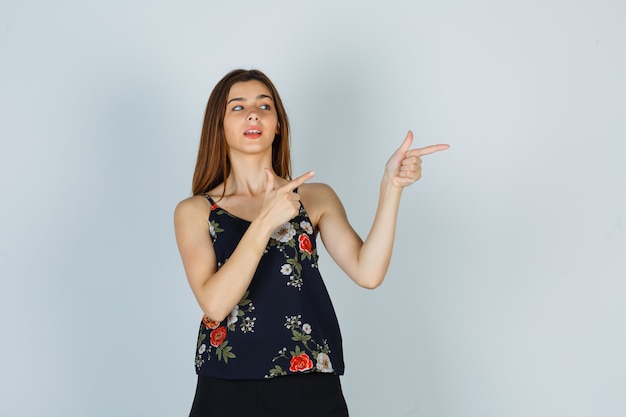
[244,126,262,139]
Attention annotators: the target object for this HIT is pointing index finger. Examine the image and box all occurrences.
[286,171,315,191]
[409,144,450,157]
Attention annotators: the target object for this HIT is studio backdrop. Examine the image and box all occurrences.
[1,1,625,416]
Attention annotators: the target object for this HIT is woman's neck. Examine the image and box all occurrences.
[226,153,275,197]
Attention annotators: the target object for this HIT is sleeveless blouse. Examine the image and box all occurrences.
[193,195,345,380]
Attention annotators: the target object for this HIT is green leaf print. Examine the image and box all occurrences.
[238,290,252,306]
[290,345,303,357]
[291,330,312,342]
[216,340,236,363]
[209,220,223,235]
[268,365,287,377]
[196,333,206,349]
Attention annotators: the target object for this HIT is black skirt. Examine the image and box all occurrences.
[189,372,349,417]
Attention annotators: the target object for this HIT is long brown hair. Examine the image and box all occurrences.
[192,69,292,196]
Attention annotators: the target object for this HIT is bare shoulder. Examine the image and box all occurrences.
[174,195,211,226]
[299,182,339,204]
[298,183,344,227]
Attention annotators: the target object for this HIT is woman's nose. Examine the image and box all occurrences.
[247,112,259,121]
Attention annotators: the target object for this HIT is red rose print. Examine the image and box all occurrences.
[202,316,220,330]
[211,204,218,211]
[298,234,312,254]
[289,353,314,373]
[210,326,227,347]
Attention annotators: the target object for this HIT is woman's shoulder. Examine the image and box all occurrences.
[176,181,225,211]
[174,194,212,220]
[298,182,342,225]
[298,182,336,199]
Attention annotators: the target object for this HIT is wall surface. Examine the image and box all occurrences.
[1,1,625,416]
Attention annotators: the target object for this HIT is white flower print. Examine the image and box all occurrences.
[287,275,303,289]
[316,352,334,373]
[240,317,256,333]
[302,323,312,334]
[227,306,239,326]
[198,344,207,354]
[300,220,313,235]
[284,315,302,329]
[271,222,296,243]
[280,264,293,275]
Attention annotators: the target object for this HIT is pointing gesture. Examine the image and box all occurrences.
[385,130,449,188]
[260,169,315,229]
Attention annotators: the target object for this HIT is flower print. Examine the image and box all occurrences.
[280,264,293,275]
[271,222,296,243]
[316,352,334,373]
[300,220,313,235]
[208,220,223,239]
[197,287,255,366]
[269,316,336,378]
[202,316,220,330]
[289,353,314,373]
[227,306,239,326]
[240,317,256,333]
[298,234,312,254]
[284,315,302,329]
[211,203,218,211]
[287,275,303,289]
[209,326,227,347]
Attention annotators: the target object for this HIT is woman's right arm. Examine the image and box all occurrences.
[174,196,273,322]
[174,170,314,322]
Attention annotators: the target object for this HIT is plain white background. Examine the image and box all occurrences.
[1,1,625,416]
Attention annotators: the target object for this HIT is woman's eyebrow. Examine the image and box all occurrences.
[227,94,274,104]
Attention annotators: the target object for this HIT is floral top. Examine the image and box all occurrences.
[194,194,344,380]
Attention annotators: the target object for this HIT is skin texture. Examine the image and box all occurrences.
[174,80,449,322]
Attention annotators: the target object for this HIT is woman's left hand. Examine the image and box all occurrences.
[385,130,449,188]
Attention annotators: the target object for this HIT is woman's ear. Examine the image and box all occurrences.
[275,122,280,135]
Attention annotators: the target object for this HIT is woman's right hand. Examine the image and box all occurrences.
[259,169,315,229]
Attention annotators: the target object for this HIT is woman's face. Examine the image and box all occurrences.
[223,80,280,156]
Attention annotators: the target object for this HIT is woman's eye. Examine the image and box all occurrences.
[260,104,271,110]
[232,105,244,111]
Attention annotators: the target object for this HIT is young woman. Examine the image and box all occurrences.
[174,69,448,416]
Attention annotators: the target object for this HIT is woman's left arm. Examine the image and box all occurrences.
[316,130,449,288]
